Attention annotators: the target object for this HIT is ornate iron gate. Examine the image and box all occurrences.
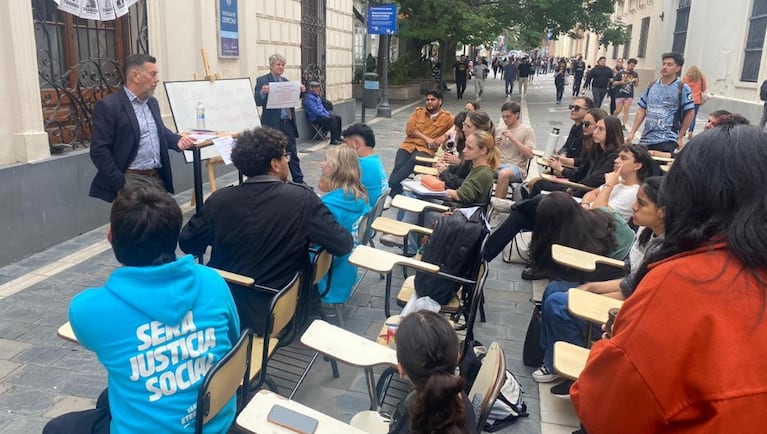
[301,0,327,93]
[32,0,148,152]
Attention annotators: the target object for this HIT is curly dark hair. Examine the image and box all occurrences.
[231,127,287,176]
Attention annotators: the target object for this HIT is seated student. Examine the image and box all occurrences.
[532,111,620,198]
[437,110,495,182]
[388,310,478,434]
[304,81,343,144]
[572,124,767,434]
[556,97,595,168]
[43,187,240,434]
[381,130,499,255]
[483,143,653,264]
[317,145,370,304]
[534,177,665,392]
[179,127,353,335]
[342,123,388,206]
[491,101,536,211]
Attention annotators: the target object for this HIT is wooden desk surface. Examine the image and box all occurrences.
[567,288,624,324]
[371,217,433,237]
[301,319,397,368]
[57,322,78,344]
[553,341,590,380]
[540,173,594,191]
[413,165,439,176]
[348,245,439,274]
[415,155,438,164]
[391,194,449,213]
[651,155,674,163]
[551,244,625,272]
[236,390,368,434]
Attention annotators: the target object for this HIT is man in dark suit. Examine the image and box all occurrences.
[255,54,306,184]
[89,53,194,203]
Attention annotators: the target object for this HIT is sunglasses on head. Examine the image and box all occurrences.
[569,105,585,111]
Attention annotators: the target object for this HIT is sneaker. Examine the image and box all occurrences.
[383,195,393,210]
[380,234,404,247]
[521,266,549,281]
[532,365,559,383]
[490,197,514,213]
[550,379,574,399]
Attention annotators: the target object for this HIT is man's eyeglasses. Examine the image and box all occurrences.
[569,105,585,111]
[281,152,291,161]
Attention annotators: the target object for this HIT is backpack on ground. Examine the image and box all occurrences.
[760,79,767,101]
[414,209,488,305]
[460,341,529,432]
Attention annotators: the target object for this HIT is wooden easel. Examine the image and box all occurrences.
[190,49,224,207]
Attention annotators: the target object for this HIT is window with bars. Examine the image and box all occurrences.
[301,0,327,89]
[672,0,691,54]
[623,25,632,59]
[638,17,650,58]
[742,0,767,82]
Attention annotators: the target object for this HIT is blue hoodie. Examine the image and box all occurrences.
[69,255,240,434]
[319,189,370,303]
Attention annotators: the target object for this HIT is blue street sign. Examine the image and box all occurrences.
[367,4,397,35]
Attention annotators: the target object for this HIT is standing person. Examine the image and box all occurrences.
[503,58,518,97]
[342,123,388,205]
[554,63,567,104]
[609,58,624,115]
[472,57,489,101]
[627,52,695,154]
[316,146,370,304]
[179,127,353,335]
[682,65,707,139]
[517,57,533,96]
[88,54,195,203]
[492,56,500,79]
[613,58,639,129]
[304,81,343,144]
[42,187,240,434]
[387,311,477,434]
[491,101,535,211]
[385,91,454,205]
[454,55,469,99]
[583,56,614,108]
[255,54,307,184]
[572,57,586,96]
[572,124,767,434]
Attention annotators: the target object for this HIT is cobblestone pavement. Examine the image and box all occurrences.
[1,72,708,433]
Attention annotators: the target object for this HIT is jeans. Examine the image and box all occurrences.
[688,104,701,133]
[456,78,467,99]
[278,121,303,183]
[540,280,601,371]
[505,79,515,96]
[591,87,608,108]
[555,85,564,102]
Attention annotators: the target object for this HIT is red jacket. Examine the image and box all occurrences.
[571,243,767,433]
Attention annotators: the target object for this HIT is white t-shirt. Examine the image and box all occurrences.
[606,183,639,221]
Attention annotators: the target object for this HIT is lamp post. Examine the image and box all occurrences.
[377,33,392,118]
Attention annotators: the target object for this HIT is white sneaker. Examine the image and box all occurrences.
[491,197,514,213]
[383,195,392,210]
[532,365,559,383]
[379,234,404,247]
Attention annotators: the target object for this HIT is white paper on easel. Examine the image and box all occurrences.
[212,136,234,165]
[265,81,301,109]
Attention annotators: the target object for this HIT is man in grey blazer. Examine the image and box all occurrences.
[255,54,306,184]
[89,53,194,203]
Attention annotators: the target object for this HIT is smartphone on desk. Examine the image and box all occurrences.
[267,404,319,434]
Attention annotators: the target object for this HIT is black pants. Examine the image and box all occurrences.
[278,120,303,183]
[528,179,569,198]
[484,196,543,261]
[388,149,430,197]
[315,115,342,142]
[456,78,467,99]
[572,76,583,96]
[646,141,677,154]
[591,87,608,108]
[43,389,111,434]
[555,85,564,102]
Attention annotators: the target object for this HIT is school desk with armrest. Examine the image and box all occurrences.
[57,322,78,344]
[390,194,449,214]
[348,245,439,317]
[415,155,438,165]
[553,341,590,381]
[413,165,439,176]
[540,173,595,192]
[551,243,625,272]
[371,216,433,264]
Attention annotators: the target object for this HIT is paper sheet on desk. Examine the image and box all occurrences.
[212,136,234,165]
[400,179,449,199]
[266,81,301,109]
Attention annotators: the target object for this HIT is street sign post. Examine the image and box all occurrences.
[366,4,397,35]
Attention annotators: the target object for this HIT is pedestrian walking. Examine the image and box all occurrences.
[554,64,567,104]
[682,65,707,139]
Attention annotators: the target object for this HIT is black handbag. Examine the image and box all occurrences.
[522,301,544,367]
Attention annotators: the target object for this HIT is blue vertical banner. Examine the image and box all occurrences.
[218,0,239,58]
[367,4,398,35]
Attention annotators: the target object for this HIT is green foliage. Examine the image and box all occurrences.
[387,56,431,85]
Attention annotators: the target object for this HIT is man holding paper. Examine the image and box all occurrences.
[89,53,195,203]
[255,54,306,184]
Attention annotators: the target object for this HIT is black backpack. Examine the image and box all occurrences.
[414,210,488,304]
[760,80,767,101]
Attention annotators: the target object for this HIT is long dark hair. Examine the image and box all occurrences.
[580,108,608,161]
[599,116,624,154]
[397,311,466,434]
[636,176,664,246]
[633,125,767,307]
[530,191,617,270]
[453,111,468,153]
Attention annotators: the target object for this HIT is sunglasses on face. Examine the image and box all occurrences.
[582,121,593,128]
[569,105,585,111]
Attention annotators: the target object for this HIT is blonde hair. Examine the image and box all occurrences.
[324,145,368,202]
[685,65,703,81]
[472,130,501,170]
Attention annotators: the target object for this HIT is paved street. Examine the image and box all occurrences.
[0,73,709,433]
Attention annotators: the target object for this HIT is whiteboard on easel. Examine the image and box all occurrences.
[163,78,260,162]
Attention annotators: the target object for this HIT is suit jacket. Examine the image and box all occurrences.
[89,88,181,202]
[254,73,299,138]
